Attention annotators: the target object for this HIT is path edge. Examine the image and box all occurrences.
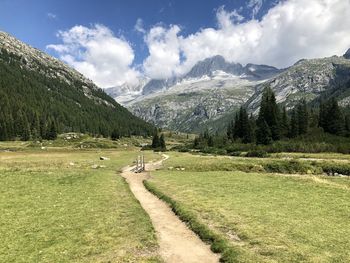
[143,179,238,263]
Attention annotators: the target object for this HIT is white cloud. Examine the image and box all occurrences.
[142,0,350,79]
[142,25,182,78]
[47,24,140,88]
[134,18,146,33]
[47,13,57,19]
[247,0,263,19]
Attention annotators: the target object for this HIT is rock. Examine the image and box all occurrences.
[180,168,185,171]
[168,166,174,170]
[69,162,75,166]
[41,146,46,150]
[91,164,99,169]
[344,48,350,59]
[100,156,110,160]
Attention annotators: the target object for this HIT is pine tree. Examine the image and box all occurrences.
[257,87,280,141]
[319,98,344,135]
[208,135,214,147]
[159,134,166,151]
[345,115,350,133]
[151,133,160,149]
[46,121,57,140]
[280,107,290,137]
[256,119,272,145]
[227,120,234,140]
[289,109,298,138]
[111,129,120,140]
[233,113,239,139]
[297,100,308,135]
[327,99,344,135]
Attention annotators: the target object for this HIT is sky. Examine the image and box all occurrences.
[1,0,350,88]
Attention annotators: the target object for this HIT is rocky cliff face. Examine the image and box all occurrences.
[107,52,350,133]
[246,56,350,114]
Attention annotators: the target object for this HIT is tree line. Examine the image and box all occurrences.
[195,87,350,147]
[0,48,155,141]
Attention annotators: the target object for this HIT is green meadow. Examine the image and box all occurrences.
[0,146,162,263]
[147,152,350,262]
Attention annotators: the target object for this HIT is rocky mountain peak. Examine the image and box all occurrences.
[344,48,350,59]
[184,55,244,79]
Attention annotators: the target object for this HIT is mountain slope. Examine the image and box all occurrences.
[0,31,154,140]
[245,54,350,114]
[107,56,280,132]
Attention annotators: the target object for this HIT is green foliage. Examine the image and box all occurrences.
[0,49,154,141]
[151,132,166,151]
[319,98,345,136]
[246,150,269,158]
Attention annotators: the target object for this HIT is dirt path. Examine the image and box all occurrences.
[121,154,219,263]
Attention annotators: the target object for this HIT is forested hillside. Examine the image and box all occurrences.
[0,33,154,141]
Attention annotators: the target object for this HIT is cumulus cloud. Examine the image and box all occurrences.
[143,0,350,79]
[47,24,139,88]
[247,0,263,19]
[134,18,146,33]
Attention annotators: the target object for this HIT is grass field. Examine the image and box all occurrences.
[148,152,350,262]
[0,146,162,263]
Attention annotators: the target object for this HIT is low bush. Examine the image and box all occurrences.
[263,160,321,174]
[319,163,350,176]
[246,150,269,158]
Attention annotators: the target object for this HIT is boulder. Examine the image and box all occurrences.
[100,156,110,160]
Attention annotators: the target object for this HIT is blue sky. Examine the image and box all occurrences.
[1,0,350,88]
[0,0,274,64]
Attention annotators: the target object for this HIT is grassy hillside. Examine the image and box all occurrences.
[0,46,154,140]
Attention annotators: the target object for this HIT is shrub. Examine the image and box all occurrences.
[319,163,350,176]
[246,150,269,158]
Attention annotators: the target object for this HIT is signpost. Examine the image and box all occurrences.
[133,155,145,173]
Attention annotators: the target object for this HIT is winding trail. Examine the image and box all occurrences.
[121,154,219,263]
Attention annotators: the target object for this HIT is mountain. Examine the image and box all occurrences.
[0,31,154,140]
[344,48,350,59]
[107,52,350,134]
[105,77,150,104]
[107,55,281,132]
[245,54,350,114]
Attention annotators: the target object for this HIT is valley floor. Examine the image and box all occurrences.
[147,152,350,262]
[1,141,349,263]
[0,147,162,263]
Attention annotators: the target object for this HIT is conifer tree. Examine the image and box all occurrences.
[151,133,160,148]
[111,129,120,140]
[296,100,308,135]
[257,87,280,141]
[256,118,272,145]
[46,121,57,140]
[289,109,298,138]
[327,98,344,136]
[280,107,290,137]
[159,134,166,151]
[319,98,344,135]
